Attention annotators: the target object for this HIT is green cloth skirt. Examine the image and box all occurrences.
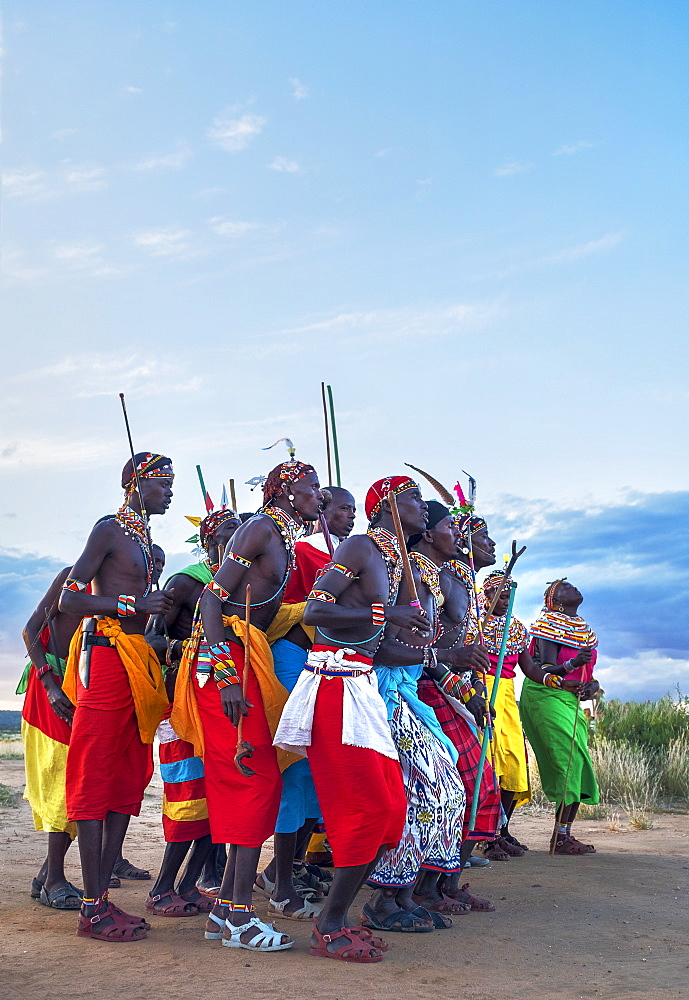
[519,677,599,806]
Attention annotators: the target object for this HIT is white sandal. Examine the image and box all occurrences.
[222,915,294,951]
[268,896,322,920]
[204,909,227,940]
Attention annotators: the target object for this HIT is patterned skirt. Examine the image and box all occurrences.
[369,694,465,887]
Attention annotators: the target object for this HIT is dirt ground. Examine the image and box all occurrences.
[0,748,687,1000]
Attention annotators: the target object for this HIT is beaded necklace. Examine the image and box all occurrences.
[466,612,528,655]
[445,558,473,596]
[263,505,301,571]
[366,526,403,603]
[115,503,153,596]
[409,551,444,609]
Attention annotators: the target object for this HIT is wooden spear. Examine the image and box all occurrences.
[234,584,255,776]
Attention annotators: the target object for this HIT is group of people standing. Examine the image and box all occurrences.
[20,452,601,962]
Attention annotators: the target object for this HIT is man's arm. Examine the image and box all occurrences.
[145,573,198,661]
[22,567,76,724]
[58,521,171,618]
[303,537,429,632]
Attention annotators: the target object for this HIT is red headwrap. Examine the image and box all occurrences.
[199,509,239,550]
[365,476,417,521]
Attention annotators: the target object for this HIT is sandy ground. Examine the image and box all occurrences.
[0,746,687,1000]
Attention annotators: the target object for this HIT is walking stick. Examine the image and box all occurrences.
[465,526,499,782]
[118,393,161,592]
[480,540,526,630]
[386,490,421,608]
[321,382,333,485]
[326,385,341,487]
[229,479,238,514]
[319,512,336,559]
[549,655,589,854]
[468,580,517,831]
[234,584,255,776]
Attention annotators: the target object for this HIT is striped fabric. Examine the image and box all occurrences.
[158,708,210,843]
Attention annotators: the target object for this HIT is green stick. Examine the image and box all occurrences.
[468,580,517,833]
[321,382,333,485]
[326,385,341,487]
[196,464,210,509]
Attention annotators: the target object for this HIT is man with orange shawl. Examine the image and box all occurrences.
[59,453,174,942]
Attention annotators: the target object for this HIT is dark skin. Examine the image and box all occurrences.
[58,470,175,929]
[535,580,599,839]
[262,488,357,915]
[302,487,430,957]
[201,473,323,947]
[368,513,464,923]
[22,566,84,901]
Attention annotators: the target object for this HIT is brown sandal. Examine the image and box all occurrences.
[146,890,199,916]
[77,901,147,942]
[481,840,510,861]
[554,836,595,855]
[310,925,384,963]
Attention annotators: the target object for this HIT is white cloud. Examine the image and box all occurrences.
[547,231,623,263]
[193,186,223,199]
[493,161,534,177]
[133,227,196,259]
[2,169,48,199]
[207,111,266,152]
[289,77,309,100]
[208,217,261,238]
[65,166,107,191]
[552,139,594,156]
[12,354,202,401]
[51,241,121,277]
[133,146,192,171]
[269,156,301,173]
[125,85,143,94]
[50,128,77,140]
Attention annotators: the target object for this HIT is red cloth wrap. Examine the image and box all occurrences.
[22,631,72,746]
[417,677,501,842]
[307,671,406,867]
[194,640,281,847]
[283,540,330,604]
[66,645,153,821]
[159,705,211,843]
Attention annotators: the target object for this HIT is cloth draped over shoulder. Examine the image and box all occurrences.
[374,663,458,764]
[171,614,299,773]
[164,562,213,589]
[63,618,168,744]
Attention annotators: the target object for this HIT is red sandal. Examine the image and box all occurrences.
[146,890,199,917]
[179,889,214,913]
[77,901,148,942]
[310,925,384,963]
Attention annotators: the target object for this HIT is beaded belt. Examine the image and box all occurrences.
[304,663,372,678]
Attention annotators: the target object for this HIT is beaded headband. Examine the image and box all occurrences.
[544,578,567,610]
[365,476,417,521]
[199,509,239,549]
[482,570,512,594]
[123,453,174,493]
[263,460,316,503]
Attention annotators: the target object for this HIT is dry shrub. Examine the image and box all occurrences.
[658,734,689,803]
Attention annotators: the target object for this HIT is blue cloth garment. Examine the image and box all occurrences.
[271,638,322,833]
[374,662,459,764]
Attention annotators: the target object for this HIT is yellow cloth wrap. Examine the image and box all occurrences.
[162,795,208,823]
[21,719,76,839]
[486,675,531,807]
[265,602,315,645]
[171,616,300,773]
[307,831,328,855]
[63,618,168,744]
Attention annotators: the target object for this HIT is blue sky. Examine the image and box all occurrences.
[1,2,687,706]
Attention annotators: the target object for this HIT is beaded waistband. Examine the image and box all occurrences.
[304,663,372,678]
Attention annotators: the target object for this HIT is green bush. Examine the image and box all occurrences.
[595,694,689,749]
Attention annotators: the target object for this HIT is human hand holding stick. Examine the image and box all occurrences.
[234,584,255,777]
[386,490,431,634]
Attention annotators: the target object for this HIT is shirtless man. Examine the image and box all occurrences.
[194,460,323,953]
[59,452,174,941]
[274,475,429,963]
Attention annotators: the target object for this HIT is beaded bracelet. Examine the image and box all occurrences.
[209,642,239,688]
[438,668,475,703]
[309,589,336,603]
[227,551,252,569]
[371,603,386,626]
[543,672,562,689]
[206,580,232,602]
[62,577,88,592]
[117,594,137,617]
[35,662,54,679]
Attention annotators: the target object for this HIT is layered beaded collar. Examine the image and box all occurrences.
[409,551,444,609]
[263,505,301,570]
[367,526,403,603]
[445,559,473,596]
[115,503,153,595]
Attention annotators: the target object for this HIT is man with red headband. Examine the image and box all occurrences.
[144,507,241,915]
[172,460,323,953]
[58,452,174,941]
[274,476,429,963]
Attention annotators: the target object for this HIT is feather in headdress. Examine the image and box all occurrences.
[462,470,477,508]
[404,463,455,506]
[263,437,296,460]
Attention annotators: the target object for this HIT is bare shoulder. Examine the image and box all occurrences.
[229,513,274,553]
[334,533,377,569]
[164,573,199,597]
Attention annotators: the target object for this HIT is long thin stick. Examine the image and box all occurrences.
[326,385,341,487]
[386,490,420,607]
[197,465,213,512]
[229,479,237,514]
[480,540,526,629]
[118,393,160,591]
[321,382,333,485]
[319,512,336,559]
[468,581,517,831]
[234,584,255,776]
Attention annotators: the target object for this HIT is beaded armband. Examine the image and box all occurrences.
[209,642,239,689]
[205,580,232,602]
[328,562,356,580]
[438,668,475,703]
[371,603,386,626]
[35,662,54,679]
[117,594,137,617]
[227,551,252,569]
[62,578,87,592]
[543,672,563,689]
[309,589,336,603]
